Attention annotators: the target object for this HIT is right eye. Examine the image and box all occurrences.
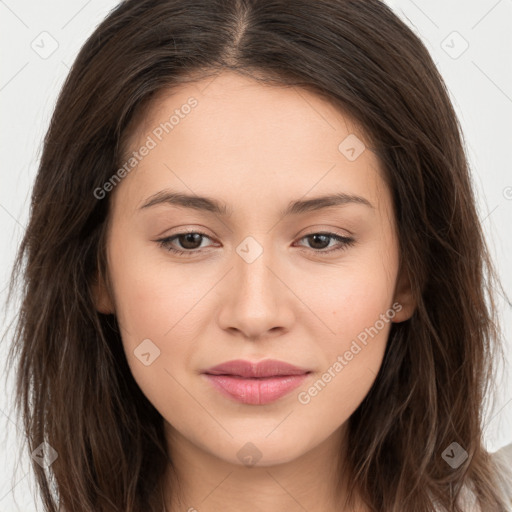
[156,231,216,256]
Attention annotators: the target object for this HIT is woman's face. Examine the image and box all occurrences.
[95,71,414,467]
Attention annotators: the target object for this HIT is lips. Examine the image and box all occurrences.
[204,359,310,378]
[202,359,311,405]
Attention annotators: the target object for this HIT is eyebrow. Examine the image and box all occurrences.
[139,190,374,216]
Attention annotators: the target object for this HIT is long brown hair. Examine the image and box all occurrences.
[4,0,510,510]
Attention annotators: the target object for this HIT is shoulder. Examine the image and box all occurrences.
[433,443,512,512]
[462,443,512,511]
[491,442,512,506]
[493,442,512,470]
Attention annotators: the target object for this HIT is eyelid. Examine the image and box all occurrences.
[296,224,354,238]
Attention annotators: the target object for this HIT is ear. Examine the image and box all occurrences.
[391,266,416,323]
[91,272,115,315]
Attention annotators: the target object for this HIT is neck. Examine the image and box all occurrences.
[162,422,365,512]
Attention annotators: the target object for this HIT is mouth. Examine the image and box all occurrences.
[202,359,312,405]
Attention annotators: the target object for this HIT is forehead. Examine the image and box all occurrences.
[113,71,388,216]
[126,71,367,153]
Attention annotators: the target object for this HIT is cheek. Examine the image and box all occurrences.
[106,237,202,399]
[296,258,396,408]
[108,235,210,341]
[109,266,203,426]
[295,281,394,436]
[304,260,396,345]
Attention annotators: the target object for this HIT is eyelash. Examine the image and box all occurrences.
[156,230,356,257]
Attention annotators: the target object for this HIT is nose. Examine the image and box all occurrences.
[216,237,295,341]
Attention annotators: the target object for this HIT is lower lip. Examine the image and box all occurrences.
[203,373,309,405]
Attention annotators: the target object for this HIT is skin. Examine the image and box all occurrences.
[94,71,415,512]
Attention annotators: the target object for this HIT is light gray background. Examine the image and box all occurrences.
[1,0,511,510]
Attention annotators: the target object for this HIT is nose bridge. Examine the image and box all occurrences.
[216,233,293,337]
[234,234,279,304]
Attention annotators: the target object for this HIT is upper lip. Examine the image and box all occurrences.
[203,359,311,378]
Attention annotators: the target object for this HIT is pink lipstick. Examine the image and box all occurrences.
[202,359,311,405]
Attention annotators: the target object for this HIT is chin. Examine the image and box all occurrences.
[221,434,312,468]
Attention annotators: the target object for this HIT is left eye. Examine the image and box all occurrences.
[156,231,355,257]
[295,232,355,253]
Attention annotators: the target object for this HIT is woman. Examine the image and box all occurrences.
[5,0,512,510]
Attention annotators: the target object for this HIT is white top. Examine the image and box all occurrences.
[490,443,512,509]
[439,443,512,511]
